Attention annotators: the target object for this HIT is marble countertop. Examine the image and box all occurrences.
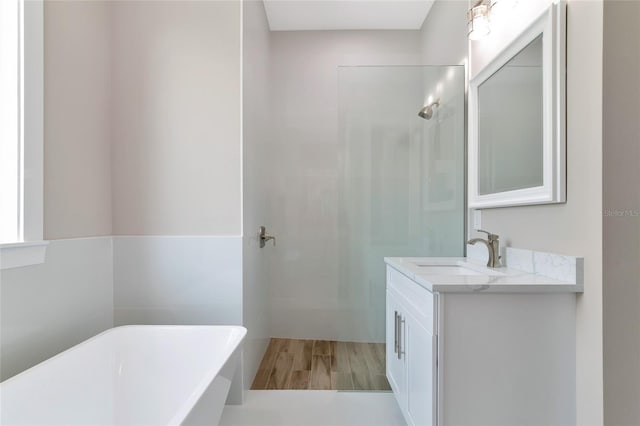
[384,252,583,294]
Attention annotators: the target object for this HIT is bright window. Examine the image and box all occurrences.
[0,0,46,269]
[0,0,23,244]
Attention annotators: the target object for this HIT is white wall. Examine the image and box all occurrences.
[44,0,112,239]
[603,1,640,424]
[469,1,604,424]
[110,0,241,236]
[0,237,113,380]
[113,237,242,327]
[241,0,272,393]
[267,30,424,341]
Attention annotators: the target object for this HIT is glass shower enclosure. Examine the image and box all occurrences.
[336,66,465,343]
[256,64,465,391]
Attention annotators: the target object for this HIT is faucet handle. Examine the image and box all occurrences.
[477,229,499,240]
[258,226,276,248]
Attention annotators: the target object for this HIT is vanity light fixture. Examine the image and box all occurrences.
[468,0,493,40]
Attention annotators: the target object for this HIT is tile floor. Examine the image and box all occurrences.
[219,390,405,426]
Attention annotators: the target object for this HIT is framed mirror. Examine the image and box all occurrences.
[469,2,566,208]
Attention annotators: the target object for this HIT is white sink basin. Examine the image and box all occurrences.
[415,265,484,276]
[411,261,506,277]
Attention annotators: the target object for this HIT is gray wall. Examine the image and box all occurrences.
[603,1,640,425]
[419,0,468,65]
[44,0,112,239]
[111,0,242,236]
[44,0,243,238]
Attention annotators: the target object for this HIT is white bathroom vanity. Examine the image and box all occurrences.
[385,247,583,426]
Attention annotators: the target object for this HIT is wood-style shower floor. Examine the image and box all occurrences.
[251,338,391,391]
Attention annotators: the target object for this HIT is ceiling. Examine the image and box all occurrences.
[263,0,436,31]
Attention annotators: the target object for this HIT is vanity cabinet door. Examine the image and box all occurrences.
[405,310,436,426]
[386,289,406,409]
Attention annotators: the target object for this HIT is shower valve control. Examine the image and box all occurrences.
[258,226,276,248]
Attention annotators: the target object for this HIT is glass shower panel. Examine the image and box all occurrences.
[337,66,465,343]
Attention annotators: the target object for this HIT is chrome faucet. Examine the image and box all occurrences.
[467,230,501,268]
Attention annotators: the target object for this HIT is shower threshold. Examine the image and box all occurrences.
[251,338,391,391]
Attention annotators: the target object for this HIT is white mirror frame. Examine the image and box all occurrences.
[469,2,566,209]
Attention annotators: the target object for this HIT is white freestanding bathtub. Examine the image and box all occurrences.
[0,325,246,426]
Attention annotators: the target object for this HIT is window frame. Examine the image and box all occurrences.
[0,0,47,270]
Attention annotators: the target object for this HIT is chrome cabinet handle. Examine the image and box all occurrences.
[258,226,276,248]
[394,311,398,354]
[397,315,405,360]
[397,314,401,360]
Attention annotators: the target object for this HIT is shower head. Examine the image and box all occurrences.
[418,100,440,120]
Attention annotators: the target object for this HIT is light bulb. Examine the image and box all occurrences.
[468,1,491,40]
